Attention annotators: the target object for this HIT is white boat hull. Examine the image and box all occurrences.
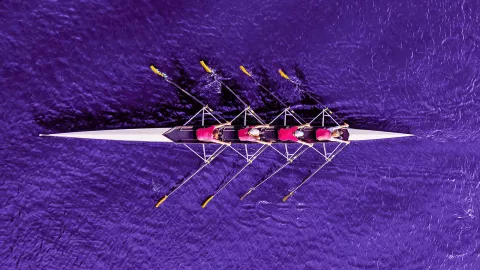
[40,128,173,142]
[40,127,412,142]
[347,128,413,141]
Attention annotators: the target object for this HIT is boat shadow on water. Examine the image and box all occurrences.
[34,60,411,135]
[34,104,192,134]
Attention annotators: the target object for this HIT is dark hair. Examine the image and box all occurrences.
[332,129,343,138]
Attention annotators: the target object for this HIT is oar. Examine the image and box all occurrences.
[282,142,348,202]
[201,144,269,208]
[150,65,227,122]
[200,61,265,125]
[151,65,208,108]
[155,144,228,207]
[240,145,310,200]
[239,65,306,124]
[277,69,343,124]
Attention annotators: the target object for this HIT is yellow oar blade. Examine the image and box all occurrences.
[202,195,215,208]
[155,195,168,207]
[150,65,164,77]
[200,61,213,73]
[239,66,252,77]
[282,191,294,202]
[278,69,290,80]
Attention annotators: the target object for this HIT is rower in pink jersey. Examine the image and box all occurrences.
[278,123,313,146]
[196,122,232,145]
[316,123,350,144]
[238,124,272,145]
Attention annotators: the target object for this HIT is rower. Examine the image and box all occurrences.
[278,123,313,146]
[196,122,232,145]
[238,125,272,145]
[316,123,350,143]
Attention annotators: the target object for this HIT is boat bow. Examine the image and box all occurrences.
[347,128,413,141]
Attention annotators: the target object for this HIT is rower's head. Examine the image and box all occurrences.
[294,130,304,138]
[332,129,343,138]
[213,129,220,139]
[248,128,260,137]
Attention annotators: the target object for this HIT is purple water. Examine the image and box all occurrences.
[1,0,479,269]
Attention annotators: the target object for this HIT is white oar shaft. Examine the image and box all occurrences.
[214,145,269,195]
[157,144,229,207]
[200,61,266,125]
[167,145,228,196]
[278,69,343,124]
[283,143,349,201]
[151,65,227,122]
[240,65,306,124]
[169,163,210,195]
[292,162,328,192]
[202,145,269,208]
[220,85,265,125]
[167,80,207,107]
[217,80,249,108]
[241,146,310,200]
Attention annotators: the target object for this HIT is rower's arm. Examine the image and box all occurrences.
[210,139,231,146]
[254,124,270,128]
[329,137,349,144]
[256,140,272,145]
[298,123,311,128]
[330,123,349,131]
[298,140,314,147]
[214,122,232,129]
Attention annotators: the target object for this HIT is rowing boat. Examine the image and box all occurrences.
[40,61,413,207]
[39,126,412,142]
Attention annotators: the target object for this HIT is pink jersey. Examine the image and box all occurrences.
[278,126,299,142]
[238,126,257,142]
[196,126,216,142]
[315,128,332,141]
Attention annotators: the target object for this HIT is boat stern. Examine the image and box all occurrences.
[39,128,173,142]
